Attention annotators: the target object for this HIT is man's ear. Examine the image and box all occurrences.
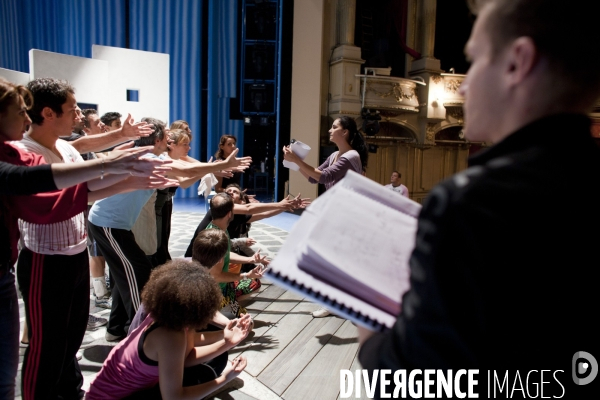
[506,36,538,86]
[41,107,55,121]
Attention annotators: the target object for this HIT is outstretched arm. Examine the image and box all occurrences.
[155,329,247,400]
[208,262,266,283]
[51,145,171,189]
[283,145,323,181]
[186,314,252,365]
[167,149,251,180]
[87,175,178,202]
[247,193,310,222]
[69,114,154,153]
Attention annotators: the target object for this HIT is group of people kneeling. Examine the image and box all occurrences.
[87,228,253,399]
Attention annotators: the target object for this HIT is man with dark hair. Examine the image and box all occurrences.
[60,107,112,311]
[384,170,409,197]
[192,229,230,270]
[184,188,307,257]
[203,193,268,316]
[358,1,600,398]
[81,108,106,135]
[13,77,153,399]
[100,111,122,130]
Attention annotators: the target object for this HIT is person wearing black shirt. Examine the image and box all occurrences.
[357,2,600,398]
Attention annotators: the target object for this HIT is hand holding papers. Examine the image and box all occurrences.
[267,170,422,331]
[282,140,311,171]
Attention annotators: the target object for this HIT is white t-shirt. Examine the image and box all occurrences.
[12,135,87,255]
[385,183,409,198]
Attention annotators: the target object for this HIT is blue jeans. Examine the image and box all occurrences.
[0,271,19,400]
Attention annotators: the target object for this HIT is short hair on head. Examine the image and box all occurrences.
[141,259,222,331]
[225,183,241,192]
[210,192,234,220]
[100,111,122,126]
[192,229,229,268]
[81,109,98,128]
[170,120,190,130]
[26,78,75,125]
[392,170,401,178]
[137,117,166,146]
[467,0,600,107]
[168,128,192,146]
[0,78,33,114]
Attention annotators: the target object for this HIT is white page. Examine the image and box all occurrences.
[267,207,397,330]
[298,186,416,315]
[338,170,422,218]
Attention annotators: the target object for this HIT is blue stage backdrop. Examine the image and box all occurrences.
[0,0,247,199]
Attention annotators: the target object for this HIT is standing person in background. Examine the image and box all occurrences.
[81,109,107,136]
[100,111,122,131]
[214,135,242,193]
[283,115,368,318]
[154,128,193,265]
[170,119,191,134]
[78,109,112,310]
[385,170,409,197]
[358,1,600,398]
[283,116,368,191]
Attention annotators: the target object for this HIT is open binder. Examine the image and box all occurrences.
[266,170,422,331]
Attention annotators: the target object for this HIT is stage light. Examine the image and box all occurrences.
[361,108,381,136]
[244,117,252,125]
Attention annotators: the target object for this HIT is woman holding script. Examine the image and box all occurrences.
[282,115,368,317]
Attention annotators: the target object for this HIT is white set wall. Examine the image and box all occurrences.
[2,46,169,125]
[30,49,109,112]
[0,68,29,85]
[93,45,170,124]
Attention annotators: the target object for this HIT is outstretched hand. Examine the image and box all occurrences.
[120,113,154,140]
[247,264,266,280]
[224,148,252,170]
[289,193,311,209]
[122,175,180,190]
[103,146,172,178]
[213,170,234,178]
[223,356,247,381]
[251,250,269,268]
[224,314,252,346]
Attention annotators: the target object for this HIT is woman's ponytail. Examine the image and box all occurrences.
[338,115,368,171]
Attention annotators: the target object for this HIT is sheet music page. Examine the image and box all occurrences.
[298,186,416,313]
[339,170,422,218]
[268,206,397,329]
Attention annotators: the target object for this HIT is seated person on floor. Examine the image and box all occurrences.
[224,184,310,272]
[192,213,266,318]
[183,189,308,258]
[87,259,251,400]
[129,228,236,333]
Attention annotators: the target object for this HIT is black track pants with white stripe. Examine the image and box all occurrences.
[87,222,152,337]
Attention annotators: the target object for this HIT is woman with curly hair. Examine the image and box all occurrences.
[86,259,251,399]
